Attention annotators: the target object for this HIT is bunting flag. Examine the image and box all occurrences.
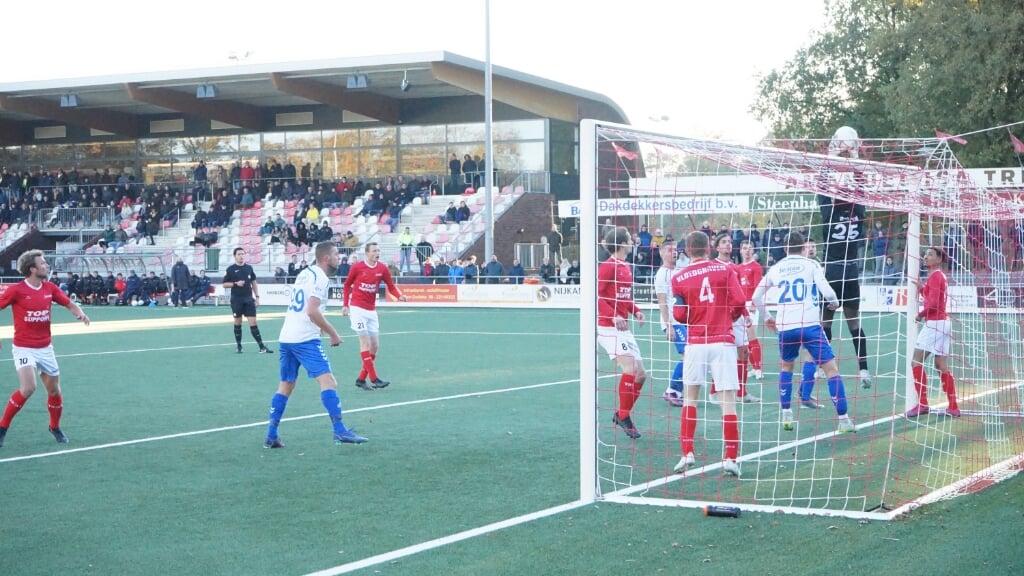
[935,129,968,145]
[611,142,638,161]
[1009,130,1024,154]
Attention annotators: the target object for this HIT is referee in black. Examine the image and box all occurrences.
[222,247,273,354]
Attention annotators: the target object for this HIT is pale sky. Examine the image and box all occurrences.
[5,0,825,143]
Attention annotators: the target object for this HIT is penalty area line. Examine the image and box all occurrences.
[301,500,589,576]
[0,378,578,465]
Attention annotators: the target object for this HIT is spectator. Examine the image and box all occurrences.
[483,254,504,284]
[444,202,458,223]
[98,224,116,250]
[421,259,434,281]
[342,230,360,253]
[274,267,287,284]
[463,255,479,284]
[456,201,470,223]
[768,231,786,264]
[187,270,212,305]
[871,220,889,276]
[548,224,564,266]
[567,259,580,284]
[448,258,464,284]
[113,273,126,303]
[170,257,191,307]
[269,225,285,245]
[449,153,462,192]
[122,270,142,305]
[882,256,901,285]
[539,256,556,283]
[415,235,434,271]
[336,255,351,279]
[397,226,415,275]
[434,258,450,283]
[259,217,275,235]
[637,224,652,249]
[508,258,525,284]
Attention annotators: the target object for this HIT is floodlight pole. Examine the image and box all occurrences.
[483,0,494,261]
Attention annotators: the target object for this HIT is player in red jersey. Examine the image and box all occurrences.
[906,247,959,418]
[0,250,90,447]
[342,242,406,390]
[736,241,765,379]
[710,233,759,403]
[597,226,647,439]
[670,231,747,476]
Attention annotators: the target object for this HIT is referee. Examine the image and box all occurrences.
[223,247,273,354]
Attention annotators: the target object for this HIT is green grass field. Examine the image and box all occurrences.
[0,306,1019,575]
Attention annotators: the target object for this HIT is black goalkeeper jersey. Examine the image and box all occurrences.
[818,194,866,264]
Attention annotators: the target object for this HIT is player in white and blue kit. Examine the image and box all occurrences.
[752,231,855,434]
[264,241,367,447]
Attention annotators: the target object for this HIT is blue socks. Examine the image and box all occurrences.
[779,371,793,409]
[267,393,288,439]
[827,376,848,415]
[321,389,348,435]
[670,361,684,393]
[800,361,817,401]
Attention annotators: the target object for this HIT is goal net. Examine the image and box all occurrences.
[578,120,1024,519]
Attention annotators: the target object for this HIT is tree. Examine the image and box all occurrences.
[753,0,1024,166]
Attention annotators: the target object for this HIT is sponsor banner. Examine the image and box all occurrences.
[453,283,581,307]
[386,284,457,303]
[557,200,582,218]
[597,196,749,216]
[260,283,294,306]
[860,285,979,313]
[749,193,817,212]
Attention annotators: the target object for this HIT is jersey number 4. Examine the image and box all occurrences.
[699,277,714,303]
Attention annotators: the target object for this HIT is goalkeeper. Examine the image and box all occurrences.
[818,191,872,388]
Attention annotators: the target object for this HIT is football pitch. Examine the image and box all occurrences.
[0,306,1019,575]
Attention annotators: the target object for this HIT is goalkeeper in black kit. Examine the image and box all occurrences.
[818,192,872,388]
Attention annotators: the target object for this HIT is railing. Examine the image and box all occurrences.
[36,207,117,232]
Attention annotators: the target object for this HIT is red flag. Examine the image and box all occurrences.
[611,142,638,161]
[935,129,968,145]
[1010,130,1024,154]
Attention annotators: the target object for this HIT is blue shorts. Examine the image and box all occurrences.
[668,323,687,355]
[778,325,835,364]
[279,340,332,382]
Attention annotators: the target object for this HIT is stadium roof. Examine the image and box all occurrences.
[0,51,629,145]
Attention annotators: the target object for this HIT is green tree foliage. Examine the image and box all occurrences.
[753,0,1024,166]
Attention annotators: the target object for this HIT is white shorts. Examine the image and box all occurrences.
[915,319,952,357]
[683,343,738,390]
[732,317,749,347]
[348,306,380,336]
[597,326,641,360]
[11,344,60,376]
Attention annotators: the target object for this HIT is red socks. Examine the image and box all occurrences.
[680,405,697,455]
[941,371,958,410]
[736,361,748,398]
[47,393,63,429]
[616,374,641,419]
[912,365,929,406]
[359,351,378,381]
[748,339,763,370]
[0,390,27,428]
[723,414,739,460]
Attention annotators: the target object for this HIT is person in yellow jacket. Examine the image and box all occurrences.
[397,226,415,275]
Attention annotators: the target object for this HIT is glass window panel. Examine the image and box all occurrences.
[359,127,397,147]
[286,151,321,179]
[166,138,188,156]
[76,140,136,159]
[448,122,485,143]
[322,150,359,181]
[400,146,447,174]
[138,138,170,157]
[205,135,239,154]
[287,131,321,150]
[238,134,260,152]
[0,146,20,168]
[550,140,575,174]
[359,147,397,178]
[400,125,446,145]
[263,132,286,151]
[23,144,73,166]
[493,119,545,141]
[499,141,546,172]
[322,129,359,148]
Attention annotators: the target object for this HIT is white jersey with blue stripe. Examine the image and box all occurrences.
[279,264,330,343]
[755,255,838,332]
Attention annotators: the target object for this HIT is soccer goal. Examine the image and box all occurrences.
[578,120,1024,519]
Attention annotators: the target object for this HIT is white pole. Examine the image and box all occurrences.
[483,0,494,261]
[578,120,598,503]
[905,212,922,413]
